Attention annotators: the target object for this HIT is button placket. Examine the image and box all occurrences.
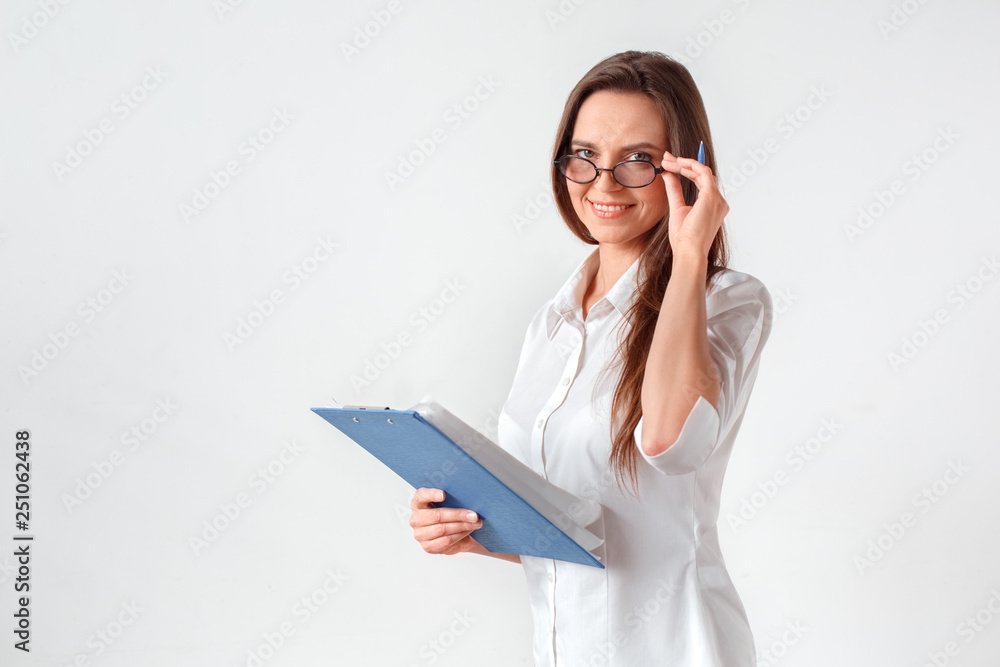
[547,560,557,660]
[545,325,587,666]
[531,324,585,478]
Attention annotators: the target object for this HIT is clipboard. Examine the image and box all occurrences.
[311,396,604,568]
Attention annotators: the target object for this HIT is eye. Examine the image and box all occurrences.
[572,148,595,159]
[625,151,652,162]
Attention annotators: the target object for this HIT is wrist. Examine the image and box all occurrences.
[670,248,709,275]
[460,536,485,555]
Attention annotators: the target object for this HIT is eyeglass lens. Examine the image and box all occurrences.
[558,156,656,188]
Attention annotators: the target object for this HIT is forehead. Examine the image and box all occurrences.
[571,90,667,146]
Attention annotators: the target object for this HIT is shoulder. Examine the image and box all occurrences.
[704,268,774,348]
[706,268,772,313]
[521,294,560,342]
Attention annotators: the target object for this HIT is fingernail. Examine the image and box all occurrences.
[466,512,478,522]
[697,141,705,165]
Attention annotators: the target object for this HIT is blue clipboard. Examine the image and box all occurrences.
[311,406,604,568]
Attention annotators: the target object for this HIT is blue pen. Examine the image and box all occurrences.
[697,141,705,165]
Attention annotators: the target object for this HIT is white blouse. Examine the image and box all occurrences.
[497,247,773,666]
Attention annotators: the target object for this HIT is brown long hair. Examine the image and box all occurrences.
[550,50,730,497]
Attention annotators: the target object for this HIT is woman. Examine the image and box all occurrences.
[410,50,772,666]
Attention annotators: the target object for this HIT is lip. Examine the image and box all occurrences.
[587,198,635,219]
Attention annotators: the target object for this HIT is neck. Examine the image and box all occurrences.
[592,241,642,296]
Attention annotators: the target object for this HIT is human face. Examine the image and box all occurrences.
[564,91,669,251]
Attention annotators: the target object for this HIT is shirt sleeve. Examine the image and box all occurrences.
[634,271,773,476]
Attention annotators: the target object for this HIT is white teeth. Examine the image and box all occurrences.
[591,202,629,212]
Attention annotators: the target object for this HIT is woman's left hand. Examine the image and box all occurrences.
[660,149,728,260]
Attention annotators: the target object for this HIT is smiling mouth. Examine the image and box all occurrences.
[587,199,635,218]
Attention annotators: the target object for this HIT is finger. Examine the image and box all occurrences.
[417,526,469,554]
[410,506,480,529]
[414,515,483,540]
[660,151,687,214]
[675,168,726,209]
[662,151,711,171]
[419,531,474,555]
[411,487,445,510]
[671,157,719,187]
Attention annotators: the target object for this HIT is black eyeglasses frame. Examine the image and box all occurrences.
[553,155,665,189]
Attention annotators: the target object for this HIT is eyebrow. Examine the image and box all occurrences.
[570,139,665,153]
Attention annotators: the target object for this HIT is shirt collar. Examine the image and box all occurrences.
[544,248,644,340]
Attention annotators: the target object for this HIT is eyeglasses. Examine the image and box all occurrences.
[554,155,664,188]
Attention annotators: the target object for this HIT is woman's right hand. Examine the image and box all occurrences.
[409,487,483,556]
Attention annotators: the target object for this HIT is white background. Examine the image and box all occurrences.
[2,1,999,665]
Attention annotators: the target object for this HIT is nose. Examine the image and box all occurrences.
[592,166,622,192]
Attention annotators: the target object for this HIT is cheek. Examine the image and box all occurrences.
[641,186,668,218]
[566,183,589,211]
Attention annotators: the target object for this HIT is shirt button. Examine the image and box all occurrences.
[561,377,570,386]
[547,573,554,583]
[536,419,544,429]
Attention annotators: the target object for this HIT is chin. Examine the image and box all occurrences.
[585,222,660,248]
